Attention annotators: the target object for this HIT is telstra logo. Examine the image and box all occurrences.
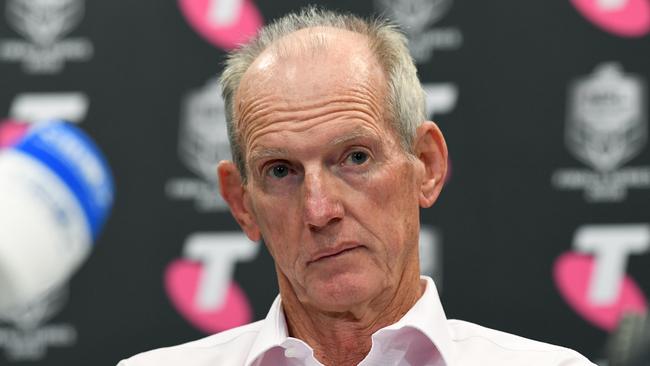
[178,0,263,50]
[165,233,259,333]
[570,0,650,37]
[554,224,649,331]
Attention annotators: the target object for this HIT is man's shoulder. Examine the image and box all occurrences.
[117,320,264,366]
[447,319,596,365]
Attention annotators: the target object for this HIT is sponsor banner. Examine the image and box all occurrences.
[0,0,93,74]
[552,63,650,202]
[375,0,463,63]
[165,78,231,211]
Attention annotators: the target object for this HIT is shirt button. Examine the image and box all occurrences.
[284,347,301,358]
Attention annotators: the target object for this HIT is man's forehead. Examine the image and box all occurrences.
[236,27,384,104]
[233,26,391,163]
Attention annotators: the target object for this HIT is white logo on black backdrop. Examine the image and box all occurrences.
[0,0,93,74]
[375,0,463,63]
[552,63,650,202]
[573,224,650,306]
[423,83,458,119]
[9,92,89,123]
[419,226,443,289]
[165,78,231,211]
[0,288,76,361]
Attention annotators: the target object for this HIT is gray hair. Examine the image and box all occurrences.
[220,6,426,180]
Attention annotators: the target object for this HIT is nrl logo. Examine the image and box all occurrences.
[567,63,646,172]
[374,0,462,63]
[376,0,452,33]
[165,78,231,212]
[179,78,231,183]
[0,287,76,361]
[6,0,84,46]
[552,63,650,202]
[0,0,93,74]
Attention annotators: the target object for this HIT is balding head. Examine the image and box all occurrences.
[236,26,387,122]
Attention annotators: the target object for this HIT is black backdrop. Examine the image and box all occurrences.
[1,0,649,365]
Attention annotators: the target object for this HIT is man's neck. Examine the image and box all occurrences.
[278,271,424,366]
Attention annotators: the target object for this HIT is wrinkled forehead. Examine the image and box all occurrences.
[234,27,389,126]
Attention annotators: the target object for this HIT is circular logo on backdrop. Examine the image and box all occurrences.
[570,0,650,37]
[178,0,263,50]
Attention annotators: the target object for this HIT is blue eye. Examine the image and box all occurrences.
[270,164,290,178]
[347,151,368,165]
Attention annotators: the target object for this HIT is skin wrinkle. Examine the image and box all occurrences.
[242,90,383,123]
[239,86,385,147]
[218,26,447,366]
[245,102,381,137]
[245,113,382,157]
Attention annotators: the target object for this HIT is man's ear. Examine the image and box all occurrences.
[414,121,448,208]
[217,161,261,241]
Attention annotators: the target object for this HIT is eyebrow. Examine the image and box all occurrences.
[249,147,290,166]
[248,127,381,165]
[328,128,380,147]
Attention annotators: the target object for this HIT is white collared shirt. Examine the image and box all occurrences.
[118,277,596,366]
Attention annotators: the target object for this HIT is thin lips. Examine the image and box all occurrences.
[308,243,362,264]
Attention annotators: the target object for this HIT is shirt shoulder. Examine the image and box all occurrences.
[116,320,264,366]
[447,319,596,366]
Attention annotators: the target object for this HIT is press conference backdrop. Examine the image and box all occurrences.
[1,0,649,364]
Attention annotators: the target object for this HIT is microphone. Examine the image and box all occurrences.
[607,311,650,366]
[0,119,114,319]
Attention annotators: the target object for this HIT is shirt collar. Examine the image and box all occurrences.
[245,295,290,366]
[244,276,456,366]
[375,276,457,365]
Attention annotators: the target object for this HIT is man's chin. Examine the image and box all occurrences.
[302,272,380,313]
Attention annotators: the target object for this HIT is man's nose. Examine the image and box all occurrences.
[302,168,344,231]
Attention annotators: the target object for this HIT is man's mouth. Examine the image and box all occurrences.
[308,243,363,265]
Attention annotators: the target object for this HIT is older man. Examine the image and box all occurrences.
[119,7,595,366]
